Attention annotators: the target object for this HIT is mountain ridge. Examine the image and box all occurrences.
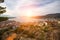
[32,13,60,19]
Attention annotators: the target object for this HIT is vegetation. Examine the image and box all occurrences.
[14,21,59,40]
[0,20,60,40]
[0,0,8,22]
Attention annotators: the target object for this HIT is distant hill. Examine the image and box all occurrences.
[32,13,60,19]
[45,13,60,18]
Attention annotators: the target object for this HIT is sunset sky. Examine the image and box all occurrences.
[1,0,60,17]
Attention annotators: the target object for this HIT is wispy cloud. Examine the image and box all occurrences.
[4,0,60,16]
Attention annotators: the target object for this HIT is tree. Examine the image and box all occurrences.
[0,0,8,22]
[0,0,4,3]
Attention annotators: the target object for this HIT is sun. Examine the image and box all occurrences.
[26,10,33,17]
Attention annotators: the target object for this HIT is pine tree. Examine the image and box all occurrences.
[0,0,8,22]
[0,0,4,3]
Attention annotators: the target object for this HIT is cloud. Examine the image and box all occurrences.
[33,1,60,16]
[4,0,18,9]
[13,0,60,16]
[4,0,60,16]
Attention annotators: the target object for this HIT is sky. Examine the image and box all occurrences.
[1,0,60,17]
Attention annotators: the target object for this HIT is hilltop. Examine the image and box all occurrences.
[32,13,60,19]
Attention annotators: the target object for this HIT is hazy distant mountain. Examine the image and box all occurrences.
[45,13,60,18]
[32,13,60,19]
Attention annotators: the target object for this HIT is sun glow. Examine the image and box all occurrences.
[26,10,33,17]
